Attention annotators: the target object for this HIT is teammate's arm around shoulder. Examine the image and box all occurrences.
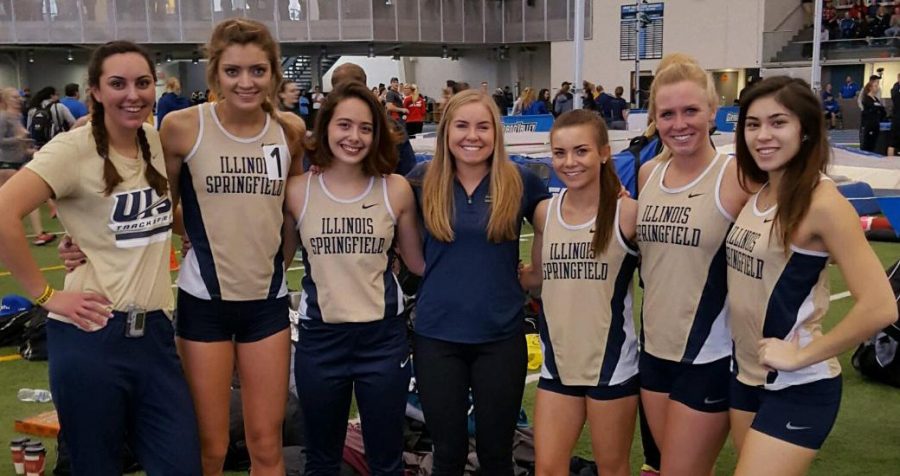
[388,174,425,275]
[618,196,639,243]
[520,198,549,293]
[759,181,898,371]
[160,106,201,209]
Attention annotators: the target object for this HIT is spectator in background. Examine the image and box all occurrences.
[822,82,841,129]
[385,77,407,124]
[26,86,75,147]
[155,77,190,129]
[511,87,531,116]
[841,75,860,98]
[492,88,509,116]
[277,79,301,116]
[503,86,514,108]
[871,5,890,38]
[580,80,596,111]
[521,87,548,115]
[311,84,325,127]
[403,83,426,136]
[538,88,552,115]
[552,81,574,117]
[59,83,88,120]
[888,73,899,156]
[608,86,630,130]
[298,88,311,129]
[824,3,839,38]
[594,84,614,121]
[858,74,881,111]
[885,6,900,36]
[849,0,866,20]
[860,79,886,152]
[0,87,53,247]
[839,11,858,39]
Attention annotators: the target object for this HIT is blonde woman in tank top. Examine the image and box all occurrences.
[283,81,424,476]
[520,109,640,476]
[634,54,753,476]
[728,76,896,476]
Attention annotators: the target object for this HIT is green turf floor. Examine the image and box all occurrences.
[0,207,898,475]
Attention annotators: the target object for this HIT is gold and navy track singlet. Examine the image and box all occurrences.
[539,192,639,386]
[727,184,838,390]
[637,154,735,364]
[177,103,290,301]
[296,174,403,324]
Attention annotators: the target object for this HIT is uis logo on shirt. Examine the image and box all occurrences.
[108,187,173,248]
[484,194,492,204]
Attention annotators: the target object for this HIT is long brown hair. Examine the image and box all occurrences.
[205,18,288,130]
[423,90,523,242]
[86,41,166,197]
[551,110,621,255]
[308,81,398,176]
[735,76,828,249]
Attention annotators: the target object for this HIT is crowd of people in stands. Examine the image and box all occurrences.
[820,1,900,40]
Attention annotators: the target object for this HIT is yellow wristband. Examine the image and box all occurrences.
[34,285,54,306]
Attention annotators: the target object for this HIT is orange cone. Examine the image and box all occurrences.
[169,245,179,271]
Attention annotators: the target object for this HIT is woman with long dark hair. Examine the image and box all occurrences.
[729,76,896,476]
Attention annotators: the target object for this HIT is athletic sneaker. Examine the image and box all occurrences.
[33,232,57,246]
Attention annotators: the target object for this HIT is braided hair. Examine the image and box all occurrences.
[87,41,167,197]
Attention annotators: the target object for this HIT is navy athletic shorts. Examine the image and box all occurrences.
[175,289,289,343]
[730,374,842,450]
[538,375,639,401]
[639,351,730,413]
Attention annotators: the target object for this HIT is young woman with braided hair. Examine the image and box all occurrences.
[59,19,306,474]
[0,40,201,475]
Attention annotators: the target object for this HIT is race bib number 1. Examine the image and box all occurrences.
[262,144,289,181]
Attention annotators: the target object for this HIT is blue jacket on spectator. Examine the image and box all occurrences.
[156,92,191,130]
[840,81,860,99]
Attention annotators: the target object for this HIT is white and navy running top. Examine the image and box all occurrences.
[296,174,403,324]
[539,192,639,386]
[727,183,839,390]
[177,103,290,301]
[636,154,735,364]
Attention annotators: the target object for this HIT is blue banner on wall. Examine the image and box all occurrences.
[715,106,740,132]
[501,114,555,133]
